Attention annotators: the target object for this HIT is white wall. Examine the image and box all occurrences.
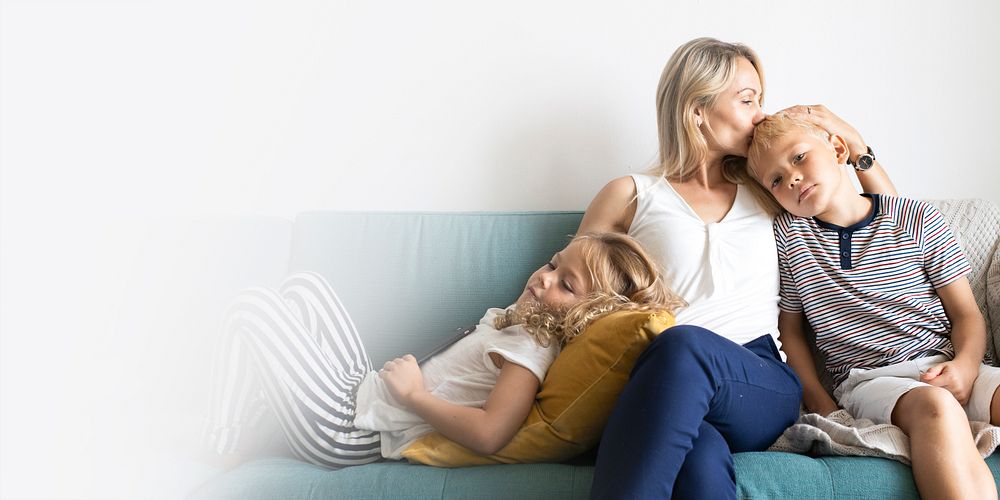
[4,0,998,219]
[2,0,998,498]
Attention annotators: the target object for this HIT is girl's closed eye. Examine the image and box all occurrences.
[547,261,556,270]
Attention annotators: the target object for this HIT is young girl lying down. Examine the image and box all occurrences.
[205,232,683,468]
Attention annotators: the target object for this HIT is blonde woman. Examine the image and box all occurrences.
[205,233,684,469]
[582,38,897,499]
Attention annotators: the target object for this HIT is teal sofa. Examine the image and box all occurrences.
[188,200,1000,499]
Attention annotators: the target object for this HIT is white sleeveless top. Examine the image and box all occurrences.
[629,174,783,355]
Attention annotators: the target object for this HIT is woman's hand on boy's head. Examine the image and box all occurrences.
[381,354,425,405]
[776,104,866,160]
[920,359,979,405]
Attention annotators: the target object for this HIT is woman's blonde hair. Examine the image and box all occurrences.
[651,37,764,184]
[496,232,686,347]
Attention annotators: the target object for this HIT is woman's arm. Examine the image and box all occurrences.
[920,276,987,405]
[779,104,897,196]
[578,176,638,235]
[778,311,839,416]
[380,354,539,455]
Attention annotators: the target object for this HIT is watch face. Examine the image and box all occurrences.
[857,155,874,171]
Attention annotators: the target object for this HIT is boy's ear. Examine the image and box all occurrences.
[828,134,850,164]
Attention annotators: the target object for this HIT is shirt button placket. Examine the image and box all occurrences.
[839,230,852,270]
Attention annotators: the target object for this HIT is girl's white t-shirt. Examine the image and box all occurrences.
[353,307,559,459]
[629,174,783,355]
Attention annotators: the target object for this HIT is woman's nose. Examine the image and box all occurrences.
[752,107,766,126]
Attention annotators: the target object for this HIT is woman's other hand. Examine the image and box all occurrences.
[381,354,425,405]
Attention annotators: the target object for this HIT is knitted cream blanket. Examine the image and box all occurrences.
[768,410,1000,465]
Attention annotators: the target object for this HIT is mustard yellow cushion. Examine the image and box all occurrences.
[401,310,674,466]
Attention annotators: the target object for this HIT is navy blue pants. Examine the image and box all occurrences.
[590,325,802,499]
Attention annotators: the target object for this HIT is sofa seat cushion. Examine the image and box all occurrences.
[191,453,1000,499]
[190,458,595,500]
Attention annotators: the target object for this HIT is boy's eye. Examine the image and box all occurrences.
[793,153,805,163]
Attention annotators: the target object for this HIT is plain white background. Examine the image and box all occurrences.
[2,0,999,498]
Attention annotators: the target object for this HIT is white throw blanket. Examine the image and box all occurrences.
[768,410,1000,465]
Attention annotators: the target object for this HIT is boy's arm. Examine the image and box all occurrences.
[380,354,537,455]
[853,161,896,197]
[778,310,839,416]
[921,276,987,405]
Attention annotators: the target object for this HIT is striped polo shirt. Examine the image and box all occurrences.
[775,194,971,386]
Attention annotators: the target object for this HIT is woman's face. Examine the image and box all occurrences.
[698,57,765,159]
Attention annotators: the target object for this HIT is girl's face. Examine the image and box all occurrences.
[698,57,765,159]
[516,240,593,311]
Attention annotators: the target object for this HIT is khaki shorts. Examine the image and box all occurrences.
[833,355,1000,425]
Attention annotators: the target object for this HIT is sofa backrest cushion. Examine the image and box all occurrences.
[926,199,1000,361]
[288,211,583,366]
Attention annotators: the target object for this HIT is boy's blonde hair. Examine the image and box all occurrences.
[496,232,686,347]
[651,37,764,183]
[744,113,831,217]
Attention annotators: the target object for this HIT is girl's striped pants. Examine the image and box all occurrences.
[205,271,383,468]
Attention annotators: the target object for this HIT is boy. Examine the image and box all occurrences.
[747,113,998,500]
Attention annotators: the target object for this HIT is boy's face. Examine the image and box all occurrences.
[750,128,850,218]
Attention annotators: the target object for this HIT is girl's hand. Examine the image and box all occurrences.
[776,104,866,163]
[921,360,980,405]
[380,354,425,405]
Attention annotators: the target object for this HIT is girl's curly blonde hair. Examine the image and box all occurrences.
[495,232,686,347]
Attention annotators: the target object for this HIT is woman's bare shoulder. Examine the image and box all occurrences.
[579,176,639,235]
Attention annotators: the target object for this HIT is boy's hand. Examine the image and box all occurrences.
[809,399,841,418]
[381,355,425,405]
[801,383,840,417]
[921,360,980,405]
